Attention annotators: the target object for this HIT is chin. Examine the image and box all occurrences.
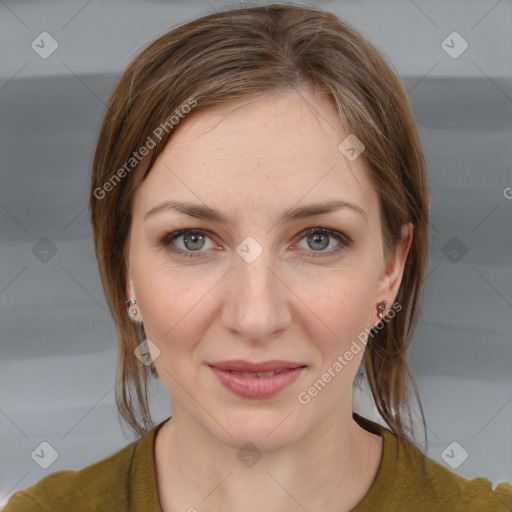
[211,409,303,451]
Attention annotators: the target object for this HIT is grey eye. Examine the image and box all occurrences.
[182,232,207,251]
[306,232,330,250]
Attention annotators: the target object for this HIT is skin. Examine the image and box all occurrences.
[125,86,413,512]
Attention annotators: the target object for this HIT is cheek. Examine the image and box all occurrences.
[134,266,217,344]
[300,281,374,356]
[300,272,374,323]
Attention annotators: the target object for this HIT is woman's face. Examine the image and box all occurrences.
[126,88,411,450]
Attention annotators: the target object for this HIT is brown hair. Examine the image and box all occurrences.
[89,3,431,449]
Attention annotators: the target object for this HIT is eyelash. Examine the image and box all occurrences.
[159,227,351,259]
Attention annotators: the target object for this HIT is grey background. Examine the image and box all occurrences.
[1,0,511,506]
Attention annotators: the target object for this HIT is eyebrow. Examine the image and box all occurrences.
[144,199,367,224]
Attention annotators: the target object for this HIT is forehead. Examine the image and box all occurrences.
[133,89,379,225]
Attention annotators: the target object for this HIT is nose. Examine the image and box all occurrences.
[220,239,293,343]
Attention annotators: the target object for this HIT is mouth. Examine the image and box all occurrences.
[225,369,299,377]
[207,361,307,398]
[207,359,307,373]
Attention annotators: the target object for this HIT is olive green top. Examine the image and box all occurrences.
[4,413,512,511]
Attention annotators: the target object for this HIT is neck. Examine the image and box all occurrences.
[155,405,383,512]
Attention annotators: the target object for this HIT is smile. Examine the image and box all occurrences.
[209,366,307,398]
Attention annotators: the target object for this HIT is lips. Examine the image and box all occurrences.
[208,359,306,373]
[228,369,284,377]
[209,365,307,398]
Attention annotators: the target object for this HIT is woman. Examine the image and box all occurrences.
[5,3,511,511]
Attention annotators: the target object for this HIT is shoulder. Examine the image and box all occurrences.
[3,434,138,512]
[458,477,512,511]
[392,429,512,511]
[354,413,512,512]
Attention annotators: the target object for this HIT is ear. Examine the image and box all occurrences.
[125,265,135,301]
[375,222,414,318]
[126,277,134,301]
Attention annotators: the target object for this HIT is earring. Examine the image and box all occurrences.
[376,300,387,319]
[126,298,137,322]
[126,298,152,368]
